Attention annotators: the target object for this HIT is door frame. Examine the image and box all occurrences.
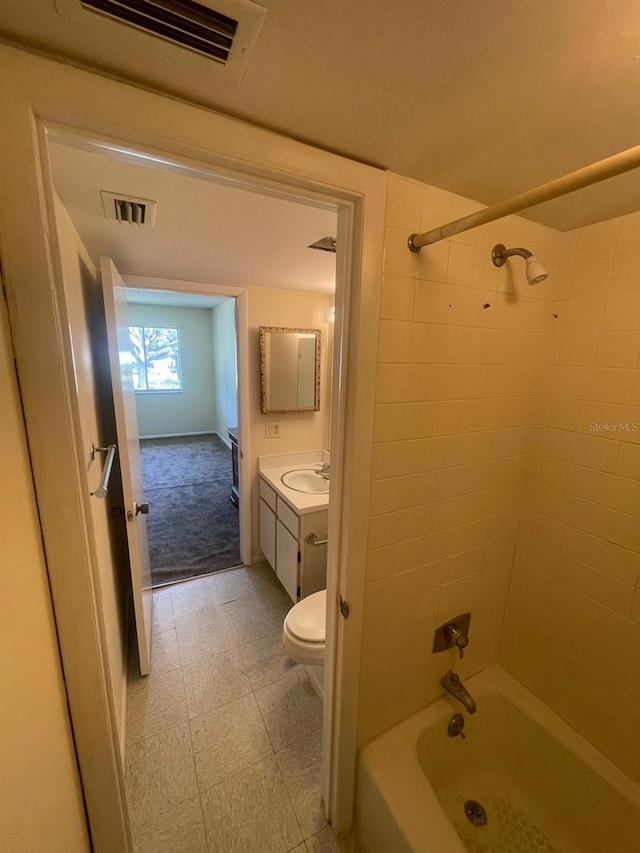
[0,45,385,850]
[122,273,252,568]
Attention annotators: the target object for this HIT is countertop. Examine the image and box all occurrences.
[259,463,329,515]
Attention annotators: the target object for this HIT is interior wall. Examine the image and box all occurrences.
[357,173,574,744]
[127,303,216,437]
[248,285,333,560]
[211,298,238,442]
[54,196,130,751]
[501,210,640,782]
[0,42,386,842]
[0,264,90,852]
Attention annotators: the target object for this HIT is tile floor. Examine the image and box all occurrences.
[125,562,341,853]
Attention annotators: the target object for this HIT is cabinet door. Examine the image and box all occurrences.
[276,519,299,603]
[259,498,276,570]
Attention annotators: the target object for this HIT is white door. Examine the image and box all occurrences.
[101,257,153,676]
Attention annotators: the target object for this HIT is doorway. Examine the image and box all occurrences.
[125,288,242,586]
[45,130,343,846]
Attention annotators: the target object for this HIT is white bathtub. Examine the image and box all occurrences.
[357,665,640,852]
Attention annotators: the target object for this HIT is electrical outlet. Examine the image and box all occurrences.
[265,422,280,438]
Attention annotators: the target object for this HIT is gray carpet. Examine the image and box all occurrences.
[140,435,241,587]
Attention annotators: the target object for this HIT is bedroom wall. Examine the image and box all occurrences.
[211,297,238,442]
[128,303,216,437]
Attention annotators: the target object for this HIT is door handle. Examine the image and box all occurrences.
[127,502,150,520]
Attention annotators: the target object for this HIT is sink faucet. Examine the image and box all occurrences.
[441,671,477,714]
[316,462,330,479]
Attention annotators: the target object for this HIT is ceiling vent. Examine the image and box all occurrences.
[101,191,158,226]
[78,0,266,76]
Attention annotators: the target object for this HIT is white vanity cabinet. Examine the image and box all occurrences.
[259,476,328,603]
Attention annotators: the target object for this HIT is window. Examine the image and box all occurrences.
[128,326,182,391]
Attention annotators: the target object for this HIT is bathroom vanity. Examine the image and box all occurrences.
[258,452,329,603]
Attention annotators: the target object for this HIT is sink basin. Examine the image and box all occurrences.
[281,469,329,494]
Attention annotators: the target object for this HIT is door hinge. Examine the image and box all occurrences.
[339,596,350,620]
[297,550,301,563]
[297,585,301,599]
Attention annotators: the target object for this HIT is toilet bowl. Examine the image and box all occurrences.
[282,589,326,666]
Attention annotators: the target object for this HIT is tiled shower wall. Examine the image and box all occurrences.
[357,173,574,743]
[357,176,639,776]
[501,211,640,782]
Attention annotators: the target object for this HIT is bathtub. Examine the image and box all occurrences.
[357,665,640,852]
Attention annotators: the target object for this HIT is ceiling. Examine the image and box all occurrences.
[2,1,640,230]
[126,288,229,309]
[49,141,337,293]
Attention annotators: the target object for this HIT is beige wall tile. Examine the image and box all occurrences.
[361,176,639,775]
[614,211,640,256]
[420,184,455,233]
[377,319,413,363]
[588,368,634,404]
[446,243,477,286]
[609,252,640,293]
[601,291,640,331]
[375,363,409,403]
[416,240,449,283]
[386,175,424,231]
[558,332,599,366]
[380,274,415,320]
[383,226,418,277]
[575,218,619,262]
[595,331,640,368]
[569,258,612,298]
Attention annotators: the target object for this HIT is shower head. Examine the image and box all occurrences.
[308,236,337,253]
[491,244,548,285]
[524,256,548,285]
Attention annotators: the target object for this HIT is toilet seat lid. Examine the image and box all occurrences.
[286,590,326,642]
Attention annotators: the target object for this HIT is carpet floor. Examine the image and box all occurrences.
[140,435,241,587]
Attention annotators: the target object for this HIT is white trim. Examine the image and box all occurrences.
[138,430,217,439]
[123,273,252,568]
[0,44,385,845]
[213,429,232,449]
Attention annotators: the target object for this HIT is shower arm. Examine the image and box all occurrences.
[492,245,532,266]
[408,143,640,251]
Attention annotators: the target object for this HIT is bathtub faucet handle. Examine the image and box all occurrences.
[433,612,471,659]
[446,624,469,659]
[447,713,466,739]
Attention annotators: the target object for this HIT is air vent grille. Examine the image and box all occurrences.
[82,0,239,62]
[101,191,158,226]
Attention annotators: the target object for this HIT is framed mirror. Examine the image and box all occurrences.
[259,326,321,414]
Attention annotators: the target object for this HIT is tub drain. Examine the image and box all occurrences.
[464,800,487,827]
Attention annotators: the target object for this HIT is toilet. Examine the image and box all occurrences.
[283,589,326,698]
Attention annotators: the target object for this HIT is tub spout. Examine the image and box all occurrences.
[441,671,477,714]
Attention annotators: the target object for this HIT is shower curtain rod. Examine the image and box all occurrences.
[408,144,640,252]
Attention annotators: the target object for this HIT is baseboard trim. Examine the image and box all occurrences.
[138,431,217,439]
[214,429,232,449]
